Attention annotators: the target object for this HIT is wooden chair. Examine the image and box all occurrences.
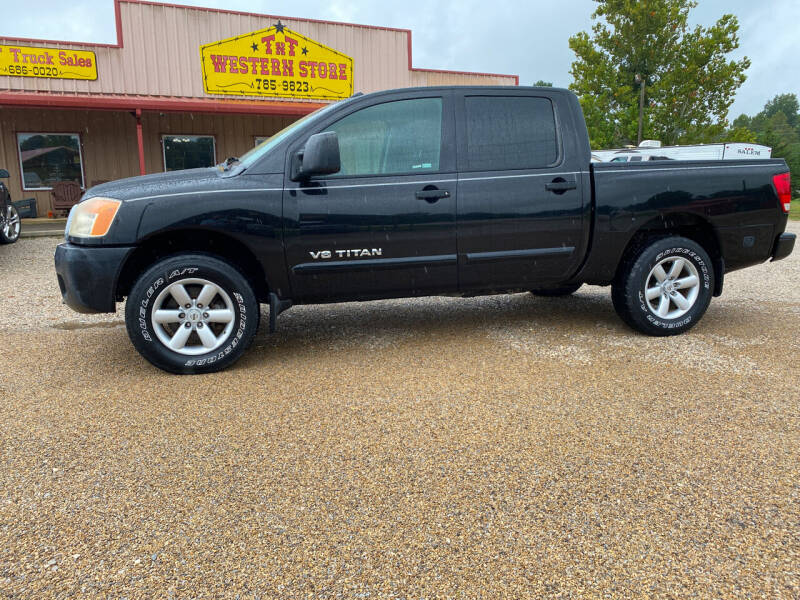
[51,181,83,217]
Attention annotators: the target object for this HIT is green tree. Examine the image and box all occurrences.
[732,93,800,181]
[532,80,553,87]
[569,0,750,149]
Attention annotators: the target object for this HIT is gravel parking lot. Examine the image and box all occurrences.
[1,224,799,597]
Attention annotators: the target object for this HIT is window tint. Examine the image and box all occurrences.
[465,96,557,170]
[610,157,628,162]
[324,98,442,176]
[629,156,643,162]
[17,133,84,190]
[162,135,216,171]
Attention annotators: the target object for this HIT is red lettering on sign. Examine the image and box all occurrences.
[239,56,250,73]
[307,61,317,78]
[9,48,20,62]
[285,36,298,57]
[339,63,347,80]
[275,41,285,56]
[318,62,327,79]
[281,58,294,77]
[299,61,308,78]
[261,34,275,55]
[270,58,281,76]
[248,56,260,74]
[259,57,270,75]
[328,62,337,80]
[210,54,227,73]
[228,55,239,73]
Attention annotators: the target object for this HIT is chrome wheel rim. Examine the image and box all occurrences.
[151,278,236,356]
[3,205,20,241]
[644,256,700,319]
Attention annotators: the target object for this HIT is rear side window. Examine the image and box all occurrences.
[465,96,557,171]
[324,97,442,177]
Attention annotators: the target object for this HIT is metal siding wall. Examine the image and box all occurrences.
[141,112,293,173]
[0,108,291,214]
[0,108,140,215]
[0,2,514,99]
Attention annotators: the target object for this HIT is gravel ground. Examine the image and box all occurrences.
[1,224,798,598]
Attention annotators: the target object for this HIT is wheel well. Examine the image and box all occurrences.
[616,213,724,296]
[116,230,270,302]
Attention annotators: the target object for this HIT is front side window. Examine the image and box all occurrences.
[162,135,216,171]
[323,97,442,177]
[465,96,557,171]
[17,133,84,190]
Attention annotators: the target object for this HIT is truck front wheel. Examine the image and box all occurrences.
[124,254,260,374]
[612,236,714,336]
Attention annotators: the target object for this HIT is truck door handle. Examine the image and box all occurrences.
[545,178,577,194]
[415,188,450,203]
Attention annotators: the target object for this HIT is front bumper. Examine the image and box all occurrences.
[54,243,134,313]
[771,232,796,262]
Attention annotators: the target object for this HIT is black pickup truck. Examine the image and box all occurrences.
[54,86,795,373]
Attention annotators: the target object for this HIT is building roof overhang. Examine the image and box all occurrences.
[0,91,326,116]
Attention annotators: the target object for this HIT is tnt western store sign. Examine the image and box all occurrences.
[0,0,517,215]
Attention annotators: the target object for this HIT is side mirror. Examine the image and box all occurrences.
[0,169,9,179]
[291,132,340,181]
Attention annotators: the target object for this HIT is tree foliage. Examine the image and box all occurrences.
[532,80,553,87]
[732,94,800,183]
[569,0,750,149]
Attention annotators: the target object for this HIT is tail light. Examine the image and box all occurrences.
[772,172,791,214]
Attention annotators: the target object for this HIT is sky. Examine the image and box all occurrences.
[1,0,797,120]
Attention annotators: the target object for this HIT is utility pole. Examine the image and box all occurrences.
[635,74,646,145]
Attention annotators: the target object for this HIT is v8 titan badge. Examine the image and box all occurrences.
[200,21,354,100]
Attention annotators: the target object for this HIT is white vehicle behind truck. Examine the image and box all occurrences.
[593,141,772,163]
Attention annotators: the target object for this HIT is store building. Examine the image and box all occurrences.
[0,0,517,215]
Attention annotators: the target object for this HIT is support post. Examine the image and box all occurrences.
[135,108,146,175]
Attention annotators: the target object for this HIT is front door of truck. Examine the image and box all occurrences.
[455,91,588,291]
[283,92,458,302]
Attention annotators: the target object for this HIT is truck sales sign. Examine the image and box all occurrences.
[0,44,97,80]
[200,22,353,100]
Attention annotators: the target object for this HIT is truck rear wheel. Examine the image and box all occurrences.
[124,254,260,374]
[612,236,713,336]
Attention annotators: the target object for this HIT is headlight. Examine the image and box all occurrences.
[67,197,122,238]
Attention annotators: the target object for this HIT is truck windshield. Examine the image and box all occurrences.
[236,100,344,170]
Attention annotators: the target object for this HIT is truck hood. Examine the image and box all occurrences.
[85,167,226,202]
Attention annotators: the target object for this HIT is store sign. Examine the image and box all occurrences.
[200,22,353,100]
[0,44,97,80]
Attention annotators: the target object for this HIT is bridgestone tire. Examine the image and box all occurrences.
[124,254,260,374]
[612,236,713,336]
[530,283,582,297]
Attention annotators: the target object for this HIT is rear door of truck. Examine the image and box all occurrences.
[454,88,591,291]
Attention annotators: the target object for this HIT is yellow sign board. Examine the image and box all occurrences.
[0,44,97,80]
[200,22,353,100]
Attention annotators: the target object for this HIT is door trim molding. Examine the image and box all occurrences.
[464,247,575,263]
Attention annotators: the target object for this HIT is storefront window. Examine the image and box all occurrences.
[162,135,216,171]
[17,133,85,190]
